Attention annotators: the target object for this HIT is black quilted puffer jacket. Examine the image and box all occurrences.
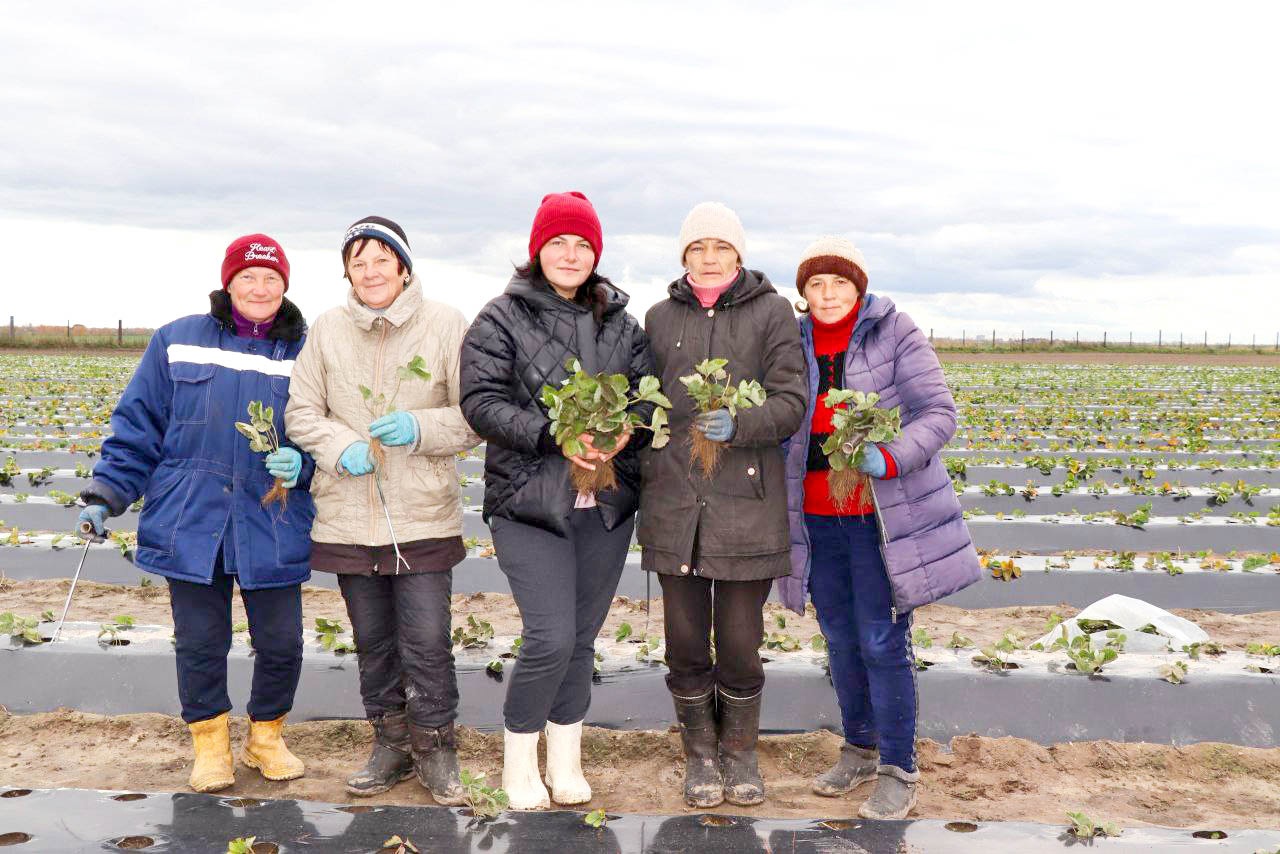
[460,272,655,536]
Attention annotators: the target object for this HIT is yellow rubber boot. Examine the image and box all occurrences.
[188,712,235,793]
[241,714,305,781]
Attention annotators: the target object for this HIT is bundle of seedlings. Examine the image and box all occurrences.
[678,358,767,476]
[821,389,901,510]
[359,355,432,470]
[540,359,672,494]
[234,401,290,509]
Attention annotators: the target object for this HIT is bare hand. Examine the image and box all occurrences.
[597,427,632,462]
[565,432,603,471]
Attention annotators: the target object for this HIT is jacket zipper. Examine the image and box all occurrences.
[690,301,720,578]
[370,319,389,550]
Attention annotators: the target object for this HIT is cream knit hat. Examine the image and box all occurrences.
[678,202,746,266]
[795,236,869,295]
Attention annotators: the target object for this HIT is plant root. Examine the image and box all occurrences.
[690,430,724,478]
[369,438,387,472]
[260,477,289,510]
[570,458,619,494]
[827,468,869,512]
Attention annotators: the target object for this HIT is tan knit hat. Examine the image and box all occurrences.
[796,236,869,295]
[678,202,746,266]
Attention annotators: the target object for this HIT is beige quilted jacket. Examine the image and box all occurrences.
[285,280,480,546]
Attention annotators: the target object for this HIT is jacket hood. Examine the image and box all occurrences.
[208,290,306,342]
[801,292,895,348]
[344,274,425,332]
[504,271,631,317]
[666,268,776,308]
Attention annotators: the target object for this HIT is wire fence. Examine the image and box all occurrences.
[5,317,152,349]
[928,328,1280,353]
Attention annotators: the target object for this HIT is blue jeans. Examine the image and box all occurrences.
[804,513,917,773]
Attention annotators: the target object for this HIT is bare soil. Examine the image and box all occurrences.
[0,709,1276,830]
[938,350,1280,367]
[1,579,1276,652]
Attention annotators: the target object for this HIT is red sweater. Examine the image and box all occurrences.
[804,302,897,515]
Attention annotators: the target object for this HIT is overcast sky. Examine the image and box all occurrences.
[2,1,1278,343]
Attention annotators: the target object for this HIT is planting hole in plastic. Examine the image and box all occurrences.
[1192,830,1228,840]
[0,833,32,846]
[248,843,278,854]
[109,836,155,849]
[112,794,147,802]
[336,805,380,814]
[818,819,859,830]
[0,791,29,799]
[945,821,979,832]
[223,797,263,808]
[699,815,735,827]
[100,638,131,647]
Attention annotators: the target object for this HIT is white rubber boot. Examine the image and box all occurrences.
[502,728,550,810]
[544,719,592,805]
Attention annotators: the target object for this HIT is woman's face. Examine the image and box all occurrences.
[227,267,285,322]
[347,240,406,310]
[539,233,595,297]
[683,239,739,286]
[804,273,860,324]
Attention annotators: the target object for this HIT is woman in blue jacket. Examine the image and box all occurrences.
[77,234,316,793]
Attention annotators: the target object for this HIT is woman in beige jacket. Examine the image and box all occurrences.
[285,216,480,803]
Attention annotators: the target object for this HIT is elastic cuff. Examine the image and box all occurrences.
[80,479,126,516]
[880,447,898,478]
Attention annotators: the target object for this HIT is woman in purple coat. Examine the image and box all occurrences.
[778,237,980,819]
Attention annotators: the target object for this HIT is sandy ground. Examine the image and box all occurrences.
[937,350,1280,367]
[0,709,1276,830]
[1,578,1276,652]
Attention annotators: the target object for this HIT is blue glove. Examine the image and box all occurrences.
[369,411,419,447]
[339,441,375,476]
[694,409,735,442]
[858,444,888,478]
[265,447,302,488]
[77,503,109,537]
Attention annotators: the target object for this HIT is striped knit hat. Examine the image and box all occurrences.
[795,236,868,295]
[342,216,413,275]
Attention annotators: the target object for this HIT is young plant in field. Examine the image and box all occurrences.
[381,836,419,854]
[678,358,767,476]
[359,355,432,471]
[911,627,933,648]
[1159,660,1188,684]
[47,489,77,506]
[584,808,609,828]
[1065,634,1118,675]
[1066,811,1120,839]
[614,622,633,642]
[314,618,355,654]
[226,838,257,854]
[819,389,901,510]
[460,769,509,819]
[946,631,973,649]
[0,457,20,487]
[27,466,54,487]
[451,615,494,649]
[234,401,289,509]
[0,612,44,645]
[540,359,672,494]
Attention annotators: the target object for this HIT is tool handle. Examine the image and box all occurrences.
[77,521,109,540]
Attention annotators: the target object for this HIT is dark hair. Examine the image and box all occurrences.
[515,258,608,324]
[343,237,407,280]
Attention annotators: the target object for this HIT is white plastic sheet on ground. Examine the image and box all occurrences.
[1031,593,1209,653]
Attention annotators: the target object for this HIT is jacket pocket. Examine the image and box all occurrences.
[137,466,191,555]
[171,362,216,425]
[711,448,765,500]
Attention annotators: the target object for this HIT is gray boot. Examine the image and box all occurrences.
[672,688,724,808]
[408,721,467,806]
[345,712,414,796]
[857,764,920,820]
[716,687,765,807]
[812,743,879,796]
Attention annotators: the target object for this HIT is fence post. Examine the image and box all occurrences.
[1075,331,1079,346]
[991,328,996,350]
[1050,330,1054,347]
[66,321,71,341]
[1158,329,1162,348]
[962,330,965,347]
[1204,330,1208,349]
[118,320,123,346]
[7,316,12,343]
[1020,330,1024,351]
[1128,331,1132,348]
[1103,331,1107,348]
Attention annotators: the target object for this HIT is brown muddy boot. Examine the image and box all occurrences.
[187,712,235,793]
[672,688,723,808]
[346,712,414,796]
[858,764,920,820]
[812,743,879,796]
[241,714,305,781]
[717,687,764,806]
[408,721,466,806]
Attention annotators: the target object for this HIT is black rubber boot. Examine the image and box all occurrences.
[717,687,765,806]
[672,688,724,808]
[408,721,466,806]
[345,712,414,797]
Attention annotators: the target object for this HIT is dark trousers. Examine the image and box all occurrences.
[491,508,633,733]
[337,570,457,729]
[658,572,773,697]
[168,559,303,725]
[805,513,918,773]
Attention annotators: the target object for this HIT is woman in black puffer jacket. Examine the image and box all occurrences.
[460,191,653,811]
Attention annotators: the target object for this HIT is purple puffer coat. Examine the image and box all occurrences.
[778,293,980,617]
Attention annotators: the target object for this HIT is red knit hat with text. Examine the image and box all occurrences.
[221,233,291,291]
[528,192,603,268]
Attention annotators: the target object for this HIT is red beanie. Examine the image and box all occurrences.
[221,233,291,291]
[528,192,603,268]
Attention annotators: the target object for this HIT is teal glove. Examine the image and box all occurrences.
[339,441,375,476]
[77,503,109,537]
[858,444,888,478]
[693,409,735,442]
[265,447,302,488]
[369,411,419,447]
